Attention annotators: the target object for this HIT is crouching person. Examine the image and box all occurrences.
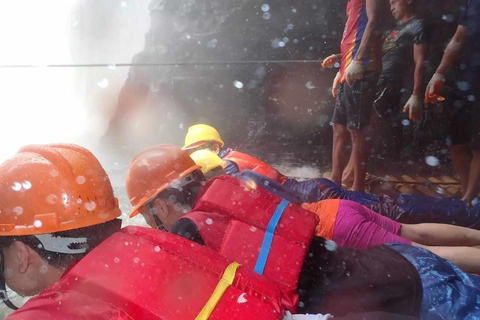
[0,144,300,320]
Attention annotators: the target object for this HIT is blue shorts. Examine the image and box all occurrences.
[388,243,480,320]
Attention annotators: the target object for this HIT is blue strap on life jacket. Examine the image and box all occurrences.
[254,199,290,275]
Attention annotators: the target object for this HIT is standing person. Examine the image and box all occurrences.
[372,0,428,159]
[425,0,480,204]
[323,0,384,192]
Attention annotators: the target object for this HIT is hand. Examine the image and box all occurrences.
[424,73,446,103]
[345,60,364,86]
[332,72,341,98]
[403,95,423,120]
[322,54,341,68]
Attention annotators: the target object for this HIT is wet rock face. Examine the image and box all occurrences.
[108,0,464,155]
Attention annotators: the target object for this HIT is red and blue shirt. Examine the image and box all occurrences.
[340,0,381,82]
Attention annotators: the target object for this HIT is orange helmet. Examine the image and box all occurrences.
[0,144,121,236]
[126,145,201,217]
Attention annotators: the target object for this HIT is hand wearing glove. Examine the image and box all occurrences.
[345,60,365,86]
[322,54,341,69]
[332,72,341,98]
[283,311,333,320]
[403,95,423,121]
[424,73,446,104]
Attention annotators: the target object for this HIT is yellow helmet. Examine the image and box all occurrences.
[182,124,225,150]
[190,150,227,174]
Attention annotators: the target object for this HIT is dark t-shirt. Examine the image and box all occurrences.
[459,0,480,67]
[171,218,423,318]
[381,18,428,82]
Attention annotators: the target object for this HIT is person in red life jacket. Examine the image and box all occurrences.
[190,149,480,274]
[181,124,288,183]
[0,144,298,320]
[126,144,480,320]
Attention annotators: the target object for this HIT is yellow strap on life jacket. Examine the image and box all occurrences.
[195,262,241,320]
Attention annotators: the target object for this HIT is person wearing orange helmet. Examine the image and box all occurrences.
[0,144,296,320]
[127,144,480,320]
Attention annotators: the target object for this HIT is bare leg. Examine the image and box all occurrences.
[331,124,351,186]
[414,243,480,274]
[401,223,480,246]
[462,150,480,203]
[350,128,369,192]
[342,157,354,188]
[450,144,472,195]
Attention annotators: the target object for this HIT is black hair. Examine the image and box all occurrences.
[0,219,122,269]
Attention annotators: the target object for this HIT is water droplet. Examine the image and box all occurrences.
[249,226,257,232]
[108,64,116,70]
[50,169,59,177]
[97,79,109,88]
[114,257,120,263]
[402,119,410,126]
[324,240,337,252]
[133,257,140,264]
[206,218,213,225]
[39,265,48,274]
[46,194,58,205]
[76,176,86,185]
[233,81,244,89]
[11,182,22,191]
[207,38,218,48]
[76,198,83,204]
[124,242,129,246]
[292,8,297,13]
[287,23,294,30]
[305,81,316,89]
[33,220,42,228]
[425,156,440,167]
[262,12,271,20]
[85,201,96,211]
[179,123,184,130]
[154,246,161,252]
[261,4,270,12]
[13,206,23,215]
[21,181,32,190]
[237,293,248,304]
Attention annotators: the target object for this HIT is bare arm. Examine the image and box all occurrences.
[413,43,428,96]
[354,0,382,62]
[436,25,468,75]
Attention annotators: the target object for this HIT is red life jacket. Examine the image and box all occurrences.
[9,227,286,320]
[223,151,287,184]
[185,175,319,312]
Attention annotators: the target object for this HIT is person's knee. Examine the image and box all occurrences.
[333,124,349,139]
[349,128,367,141]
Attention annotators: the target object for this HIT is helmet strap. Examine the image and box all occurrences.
[0,250,18,310]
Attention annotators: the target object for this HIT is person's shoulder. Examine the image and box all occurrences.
[408,18,426,30]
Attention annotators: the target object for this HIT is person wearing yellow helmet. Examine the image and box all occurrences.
[189,149,228,180]
[182,124,287,182]
[181,124,225,154]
